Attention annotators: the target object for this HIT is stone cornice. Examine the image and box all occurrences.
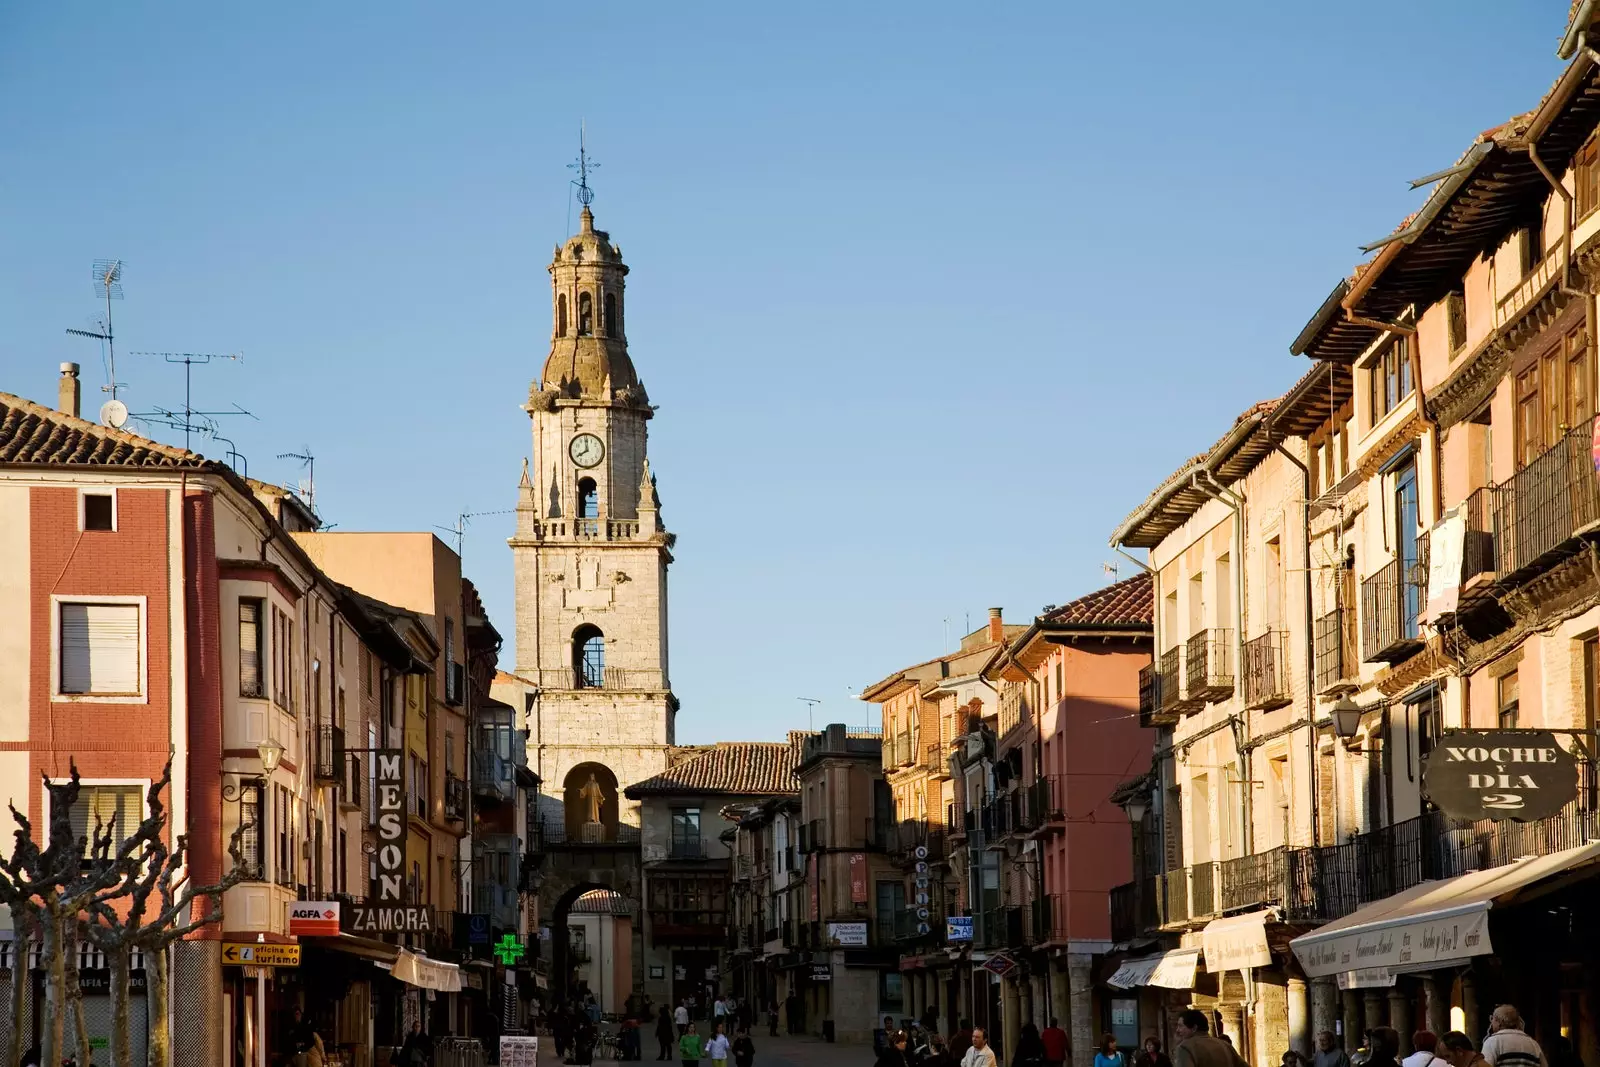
[1355,410,1425,484]
[1428,338,1510,432]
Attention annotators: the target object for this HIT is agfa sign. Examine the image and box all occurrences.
[1422,729,1578,822]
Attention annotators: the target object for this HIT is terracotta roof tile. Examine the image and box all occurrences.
[0,390,211,468]
[624,742,798,798]
[1040,573,1153,628]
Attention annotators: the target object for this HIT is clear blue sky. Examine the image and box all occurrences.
[0,2,1567,744]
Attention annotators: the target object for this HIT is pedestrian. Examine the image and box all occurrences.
[677,1001,692,1037]
[878,1017,899,1056]
[307,1029,327,1067]
[19,1049,39,1067]
[1441,1033,1488,1067]
[1016,1024,1047,1067]
[708,1021,732,1067]
[767,1001,779,1038]
[1284,1053,1306,1067]
[681,1024,705,1067]
[881,1030,916,1067]
[960,1028,997,1067]
[659,1006,680,1061]
[716,996,729,1026]
[734,1027,757,1067]
[1315,1032,1352,1067]
[949,1020,974,1065]
[1136,1037,1172,1067]
[785,993,801,1035]
[1095,1034,1123,1067]
[1366,1028,1402,1067]
[1405,1034,1441,1067]
[1043,1020,1071,1067]
[1172,1009,1248,1067]
[400,1021,432,1067]
[1482,1006,1547,1067]
[924,1036,957,1067]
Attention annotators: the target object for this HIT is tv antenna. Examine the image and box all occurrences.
[64,259,125,409]
[568,122,599,207]
[210,434,249,477]
[797,696,822,732]
[277,449,316,511]
[434,508,516,557]
[129,351,250,450]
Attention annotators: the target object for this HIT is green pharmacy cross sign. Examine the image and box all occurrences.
[493,934,526,966]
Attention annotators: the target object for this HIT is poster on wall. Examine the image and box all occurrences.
[501,1036,539,1067]
[849,853,867,903]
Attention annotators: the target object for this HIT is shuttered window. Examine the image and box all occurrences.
[66,785,143,850]
[59,603,141,695]
[239,599,264,698]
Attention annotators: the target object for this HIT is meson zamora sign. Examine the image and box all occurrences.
[1422,730,1579,822]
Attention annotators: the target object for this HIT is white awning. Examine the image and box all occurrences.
[392,948,462,993]
[1106,948,1200,990]
[1290,842,1600,979]
[1202,910,1273,973]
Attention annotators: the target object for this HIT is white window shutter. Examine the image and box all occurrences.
[60,603,140,695]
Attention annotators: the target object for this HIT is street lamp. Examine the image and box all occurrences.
[1330,696,1365,741]
[1123,795,1149,825]
[258,738,284,775]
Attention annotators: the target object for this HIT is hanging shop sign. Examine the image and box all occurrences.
[1422,730,1579,822]
[289,900,341,937]
[982,953,1017,979]
[345,904,434,934]
[946,917,973,942]
[374,748,407,898]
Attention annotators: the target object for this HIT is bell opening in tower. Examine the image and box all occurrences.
[573,624,605,688]
[578,291,594,336]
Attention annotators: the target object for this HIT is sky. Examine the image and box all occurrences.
[0,2,1572,745]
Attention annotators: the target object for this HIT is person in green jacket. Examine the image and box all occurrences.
[682,1024,705,1067]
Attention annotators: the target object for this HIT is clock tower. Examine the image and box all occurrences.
[509,202,675,825]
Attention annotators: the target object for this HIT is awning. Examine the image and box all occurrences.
[1202,910,1273,972]
[391,948,462,993]
[1290,842,1600,979]
[302,934,399,964]
[1106,948,1200,990]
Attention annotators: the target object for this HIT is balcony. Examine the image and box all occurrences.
[1110,881,1138,942]
[1161,868,1188,927]
[1242,631,1292,710]
[471,750,516,803]
[1161,646,1200,715]
[1184,630,1233,703]
[669,839,706,860]
[1361,539,1428,664]
[535,818,641,847]
[1219,847,1289,913]
[1029,894,1060,944]
[1459,485,1498,592]
[926,744,949,774]
[895,733,914,767]
[443,773,467,822]
[1313,607,1356,695]
[1030,776,1063,833]
[1188,860,1218,918]
[444,662,465,707]
[1139,664,1174,727]
[314,724,344,783]
[1492,415,1600,580]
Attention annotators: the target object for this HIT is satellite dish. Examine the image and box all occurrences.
[100,399,128,429]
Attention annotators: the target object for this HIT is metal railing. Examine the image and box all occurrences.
[1184,629,1233,702]
[1494,414,1600,576]
[1314,608,1348,693]
[443,773,467,821]
[1461,485,1497,586]
[1110,881,1138,942]
[1159,646,1183,713]
[536,818,641,846]
[669,840,706,860]
[1219,847,1288,913]
[1163,869,1189,925]
[1139,663,1168,726]
[314,724,344,783]
[1242,631,1291,710]
[471,749,516,802]
[1189,860,1218,918]
[1361,537,1428,664]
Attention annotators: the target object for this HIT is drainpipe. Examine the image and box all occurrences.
[1191,470,1254,855]
[1113,546,1169,880]
[1270,437,1321,848]
[1527,127,1580,301]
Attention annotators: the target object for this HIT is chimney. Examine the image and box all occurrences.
[987,607,1004,645]
[58,363,81,419]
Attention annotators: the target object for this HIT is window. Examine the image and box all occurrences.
[444,617,458,703]
[1447,289,1468,355]
[445,731,455,775]
[670,807,701,858]
[1395,463,1421,640]
[1514,323,1593,468]
[1497,671,1520,729]
[272,606,295,710]
[238,784,262,878]
[275,784,296,887]
[605,291,621,337]
[59,602,141,696]
[239,598,264,697]
[337,686,346,730]
[64,784,142,856]
[578,291,594,336]
[574,624,605,688]
[557,293,568,337]
[82,491,115,531]
[1521,221,1544,276]
[1413,688,1442,762]
[577,478,599,519]
[1370,337,1414,422]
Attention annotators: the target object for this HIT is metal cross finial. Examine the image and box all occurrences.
[569,122,599,207]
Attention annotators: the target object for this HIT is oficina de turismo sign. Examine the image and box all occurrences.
[1421,730,1578,822]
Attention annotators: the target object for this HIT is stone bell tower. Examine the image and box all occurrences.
[509,199,676,826]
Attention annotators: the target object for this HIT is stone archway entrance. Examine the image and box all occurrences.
[540,842,641,1006]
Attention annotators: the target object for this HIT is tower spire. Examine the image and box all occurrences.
[569,122,599,209]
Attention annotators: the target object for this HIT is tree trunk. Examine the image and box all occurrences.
[146,945,169,1067]
[7,913,26,1067]
[41,901,64,1067]
[108,943,131,1067]
[66,923,93,1066]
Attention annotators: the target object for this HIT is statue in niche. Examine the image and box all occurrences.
[579,773,605,825]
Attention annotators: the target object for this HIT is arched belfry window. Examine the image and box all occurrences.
[574,625,605,688]
[577,477,599,519]
[557,294,568,337]
[604,293,618,338]
[578,292,594,336]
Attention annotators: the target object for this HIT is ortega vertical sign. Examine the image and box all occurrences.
[345,748,434,935]
[1422,730,1579,822]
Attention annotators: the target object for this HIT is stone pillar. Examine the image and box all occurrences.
[1461,973,1480,1042]
[1051,961,1070,1031]
[1388,987,1413,1057]
[1362,992,1384,1038]
[957,966,970,1026]
[1003,978,1022,1067]
[1341,991,1362,1051]
[1033,972,1048,1029]
[1068,954,1095,1067]
[1424,974,1449,1038]
[1218,1004,1245,1053]
[908,973,921,1024]
[1311,978,1339,1046]
[1288,977,1311,1057]
[1019,975,1033,1033]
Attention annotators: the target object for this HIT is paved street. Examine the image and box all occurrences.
[536,1033,877,1067]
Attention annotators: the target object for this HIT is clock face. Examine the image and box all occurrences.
[569,433,605,468]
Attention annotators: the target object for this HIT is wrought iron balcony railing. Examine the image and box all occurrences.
[1242,630,1292,710]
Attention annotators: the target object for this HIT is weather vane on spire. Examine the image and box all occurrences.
[569,122,599,207]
